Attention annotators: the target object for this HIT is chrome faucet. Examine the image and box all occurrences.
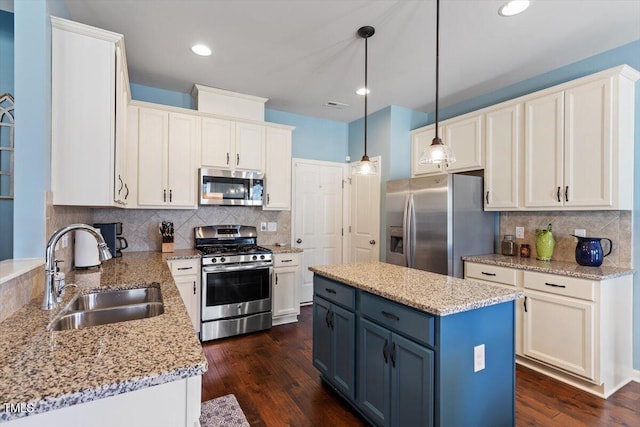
[42,224,112,310]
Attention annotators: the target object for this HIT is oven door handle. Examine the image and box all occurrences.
[202,263,273,273]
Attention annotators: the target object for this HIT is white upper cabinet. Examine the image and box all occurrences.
[523,66,638,210]
[410,112,483,177]
[264,126,294,210]
[51,17,129,207]
[444,113,483,172]
[484,103,522,210]
[201,119,264,171]
[524,92,565,208]
[136,106,199,209]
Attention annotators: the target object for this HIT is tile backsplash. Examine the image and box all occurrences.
[92,206,291,252]
[500,211,632,268]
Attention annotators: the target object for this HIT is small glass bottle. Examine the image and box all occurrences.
[501,235,516,256]
[520,244,531,258]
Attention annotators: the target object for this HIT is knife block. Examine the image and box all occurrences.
[161,242,174,253]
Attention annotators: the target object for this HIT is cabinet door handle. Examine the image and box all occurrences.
[382,311,400,322]
[117,174,124,195]
[124,183,129,200]
[556,186,561,202]
[382,339,388,364]
[281,259,293,263]
[296,238,302,244]
[275,273,278,285]
[169,189,173,203]
[545,282,566,289]
[523,296,528,313]
[329,311,335,330]
[325,309,331,328]
[267,193,270,205]
[226,152,230,165]
[565,186,569,202]
[325,288,337,295]
[390,342,396,368]
[177,266,193,271]
[163,189,167,202]
[481,272,497,276]
[485,191,490,205]
[193,281,196,295]
[236,153,240,166]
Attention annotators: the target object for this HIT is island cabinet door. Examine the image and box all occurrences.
[312,297,332,377]
[358,318,392,426]
[331,304,356,399]
[391,334,434,427]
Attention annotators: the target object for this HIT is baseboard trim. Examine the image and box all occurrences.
[633,369,640,383]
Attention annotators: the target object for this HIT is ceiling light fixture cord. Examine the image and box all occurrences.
[434,0,439,139]
[364,32,368,158]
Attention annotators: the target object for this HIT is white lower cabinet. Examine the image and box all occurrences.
[168,258,201,334]
[272,252,300,325]
[465,261,633,398]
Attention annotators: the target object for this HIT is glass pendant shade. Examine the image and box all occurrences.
[352,155,377,175]
[419,137,456,165]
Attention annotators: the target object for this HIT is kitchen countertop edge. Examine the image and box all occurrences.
[309,262,523,317]
[462,254,634,280]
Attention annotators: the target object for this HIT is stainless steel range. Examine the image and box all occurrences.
[195,225,272,341]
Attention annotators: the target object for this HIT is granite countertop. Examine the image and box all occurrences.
[462,254,634,280]
[262,245,303,254]
[309,262,523,316]
[0,251,207,423]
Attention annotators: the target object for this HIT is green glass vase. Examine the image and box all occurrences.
[535,224,555,261]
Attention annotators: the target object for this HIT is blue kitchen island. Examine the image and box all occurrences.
[309,262,523,427]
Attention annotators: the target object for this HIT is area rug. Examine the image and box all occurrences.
[200,394,251,427]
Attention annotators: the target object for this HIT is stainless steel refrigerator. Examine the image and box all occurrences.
[386,173,495,277]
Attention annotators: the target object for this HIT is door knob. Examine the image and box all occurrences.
[296,238,302,244]
[369,240,376,245]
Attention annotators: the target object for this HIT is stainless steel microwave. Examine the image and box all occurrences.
[199,168,264,206]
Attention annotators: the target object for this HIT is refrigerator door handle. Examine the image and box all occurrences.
[409,194,417,268]
[402,194,410,267]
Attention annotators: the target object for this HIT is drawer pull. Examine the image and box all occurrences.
[177,266,193,271]
[281,259,293,263]
[382,339,389,364]
[545,282,566,289]
[382,311,400,321]
[325,288,337,294]
[481,272,497,276]
[523,296,528,313]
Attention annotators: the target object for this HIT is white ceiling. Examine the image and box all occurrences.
[63,0,640,123]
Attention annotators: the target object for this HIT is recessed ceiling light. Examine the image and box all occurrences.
[191,44,212,56]
[356,87,370,96]
[498,0,530,17]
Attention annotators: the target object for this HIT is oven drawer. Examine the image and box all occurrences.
[313,275,355,310]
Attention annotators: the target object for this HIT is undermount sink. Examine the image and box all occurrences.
[69,287,163,311]
[49,286,164,331]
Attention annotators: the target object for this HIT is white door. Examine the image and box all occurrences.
[167,113,198,207]
[264,127,292,210]
[349,157,381,262]
[137,107,168,206]
[201,117,234,169]
[235,122,264,171]
[293,159,345,304]
[444,113,483,172]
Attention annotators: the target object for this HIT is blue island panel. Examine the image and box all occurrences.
[436,301,515,427]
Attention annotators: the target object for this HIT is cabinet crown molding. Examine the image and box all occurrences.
[51,16,123,43]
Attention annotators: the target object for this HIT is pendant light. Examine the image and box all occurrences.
[419,0,456,165]
[352,25,377,176]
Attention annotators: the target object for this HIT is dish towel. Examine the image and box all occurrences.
[200,394,251,427]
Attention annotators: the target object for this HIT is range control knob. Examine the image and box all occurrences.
[260,254,265,260]
[211,258,217,263]
[220,257,226,263]
[252,255,258,260]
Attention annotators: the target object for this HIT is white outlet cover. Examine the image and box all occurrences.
[267,222,277,232]
[515,227,525,239]
[574,229,586,237]
[474,344,485,372]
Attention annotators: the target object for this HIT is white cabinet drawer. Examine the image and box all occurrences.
[524,271,595,301]
[274,252,300,268]
[465,262,518,286]
[169,259,200,276]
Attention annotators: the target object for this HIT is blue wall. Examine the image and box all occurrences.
[0,9,13,261]
[130,83,194,110]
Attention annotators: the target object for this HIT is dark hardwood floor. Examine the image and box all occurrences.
[201,306,640,426]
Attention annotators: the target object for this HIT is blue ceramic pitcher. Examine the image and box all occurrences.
[571,235,612,267]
